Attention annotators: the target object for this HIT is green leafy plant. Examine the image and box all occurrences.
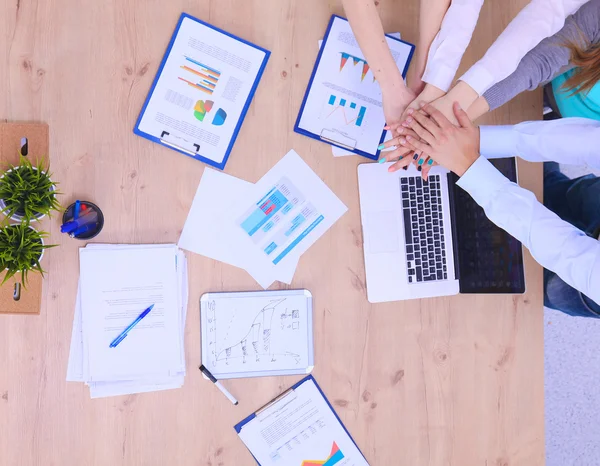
[0,223,56,287]
[0,156,61,221]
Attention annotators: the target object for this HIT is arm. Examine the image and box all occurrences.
[398,104,600,303]
[421,0,484,93]
[446,0,591,112]
[342,0,415,125]
[478,118,600,168]
[472,0,600,118]
[458,157,600,304]
[406,0,452,94]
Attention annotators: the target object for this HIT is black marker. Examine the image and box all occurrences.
[199,365,238,405]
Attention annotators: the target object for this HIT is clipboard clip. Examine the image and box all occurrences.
[255,387,296,416]
[160,131,200,156]
[319,129,357,151]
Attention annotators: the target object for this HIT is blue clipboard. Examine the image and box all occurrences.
[134,13,271,170]
[234,375,369,465]
[294,15,415,160]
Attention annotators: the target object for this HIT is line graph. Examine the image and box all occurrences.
[209,298,301,367]
[324,94,366,127]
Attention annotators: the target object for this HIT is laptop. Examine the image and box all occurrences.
[357,158,526,303]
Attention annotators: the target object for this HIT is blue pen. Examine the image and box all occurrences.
[109,304,155,348]
[70,222,96,238]
[73,200,81,220]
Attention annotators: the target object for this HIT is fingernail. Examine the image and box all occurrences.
[456,103,462,110]
[417,166,422,172]
[406,117,413,123]
[402,121,409,127]
[419,101,426,107]
[378,157,386,164]
[378,144,385,150]
[407,109,414,115]
[384,125,390,130]
[418,158,424,165]
[403,165,408,171]
[396,127,404,133]
[406,135,412,141]
[413,153,418,160]
[399,138,406,145]
[427,159,434,166]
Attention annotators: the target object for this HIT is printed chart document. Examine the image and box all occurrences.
[236,376,370,466]
[222,150,348,286]
[135,13,270,169]
[178,168,298,287]
[200,290,314,379]
[295,15,414,159]
[317,35,400,157]
[67,244,189,398]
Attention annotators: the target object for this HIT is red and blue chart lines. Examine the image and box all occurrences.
[178,55,221,95]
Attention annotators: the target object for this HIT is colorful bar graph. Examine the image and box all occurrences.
[178,77,213,95]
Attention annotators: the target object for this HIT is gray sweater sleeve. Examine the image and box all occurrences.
[483,0,600,111]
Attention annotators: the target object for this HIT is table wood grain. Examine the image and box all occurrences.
[0,0,544,464]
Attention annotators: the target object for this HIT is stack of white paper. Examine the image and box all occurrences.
[178,150,348,288]
[66,244,188,398]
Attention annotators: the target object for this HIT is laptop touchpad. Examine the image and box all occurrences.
[367,212,399,254]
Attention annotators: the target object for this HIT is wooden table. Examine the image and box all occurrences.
[0,0,544,464]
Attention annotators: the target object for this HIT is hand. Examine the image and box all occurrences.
[377,126,421,167]
[381,86,416,129]
[398,102,481,177]
[428,81,480,125]
[385,84,446,135]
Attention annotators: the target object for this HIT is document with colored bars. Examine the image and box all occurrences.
[135,13,269,169]
[295,15,413,158]
[236,376,370,465]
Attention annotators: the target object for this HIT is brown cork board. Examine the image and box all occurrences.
[0,122,49,315]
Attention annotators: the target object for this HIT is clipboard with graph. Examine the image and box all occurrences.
[294,15,414,160]
[134,13,270,170]
[235,375,370,466]
[200,289,314,379]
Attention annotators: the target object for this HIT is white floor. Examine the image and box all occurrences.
[544,164,600,466]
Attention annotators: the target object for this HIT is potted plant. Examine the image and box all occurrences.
[0,222,55,287]
[0,157,60,222]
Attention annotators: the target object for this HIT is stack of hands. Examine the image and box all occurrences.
[378,82,483,181]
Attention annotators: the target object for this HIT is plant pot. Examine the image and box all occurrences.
[0,167,57,222]
[2,225,45,273]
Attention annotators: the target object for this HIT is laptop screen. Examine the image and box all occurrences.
[447,158,526,294]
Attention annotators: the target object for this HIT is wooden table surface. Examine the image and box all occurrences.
[0,0,544,465]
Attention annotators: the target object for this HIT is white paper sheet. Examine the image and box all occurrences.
[299,17,412,156]
[67,244,189,398]
[222,150,348,286]
[79,246,184,380]
[137,16,268,165]
[200,290,313,379]
[237,378,370,465]
[178,169,298,287]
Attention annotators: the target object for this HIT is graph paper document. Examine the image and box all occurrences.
[295,15,413,159]
[200,290,314,379]
[235,376,370,466]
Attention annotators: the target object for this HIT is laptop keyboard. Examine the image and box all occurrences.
[400,175,448,284]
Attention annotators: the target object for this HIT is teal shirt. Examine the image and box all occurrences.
[552,69,600,120]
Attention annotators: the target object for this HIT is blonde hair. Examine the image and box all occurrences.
[562,36,600,94]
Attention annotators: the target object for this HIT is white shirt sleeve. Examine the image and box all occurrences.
[422,0,485,92]
[460,0,590,95]
[457,157,600,303]
[479,118,600,168]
